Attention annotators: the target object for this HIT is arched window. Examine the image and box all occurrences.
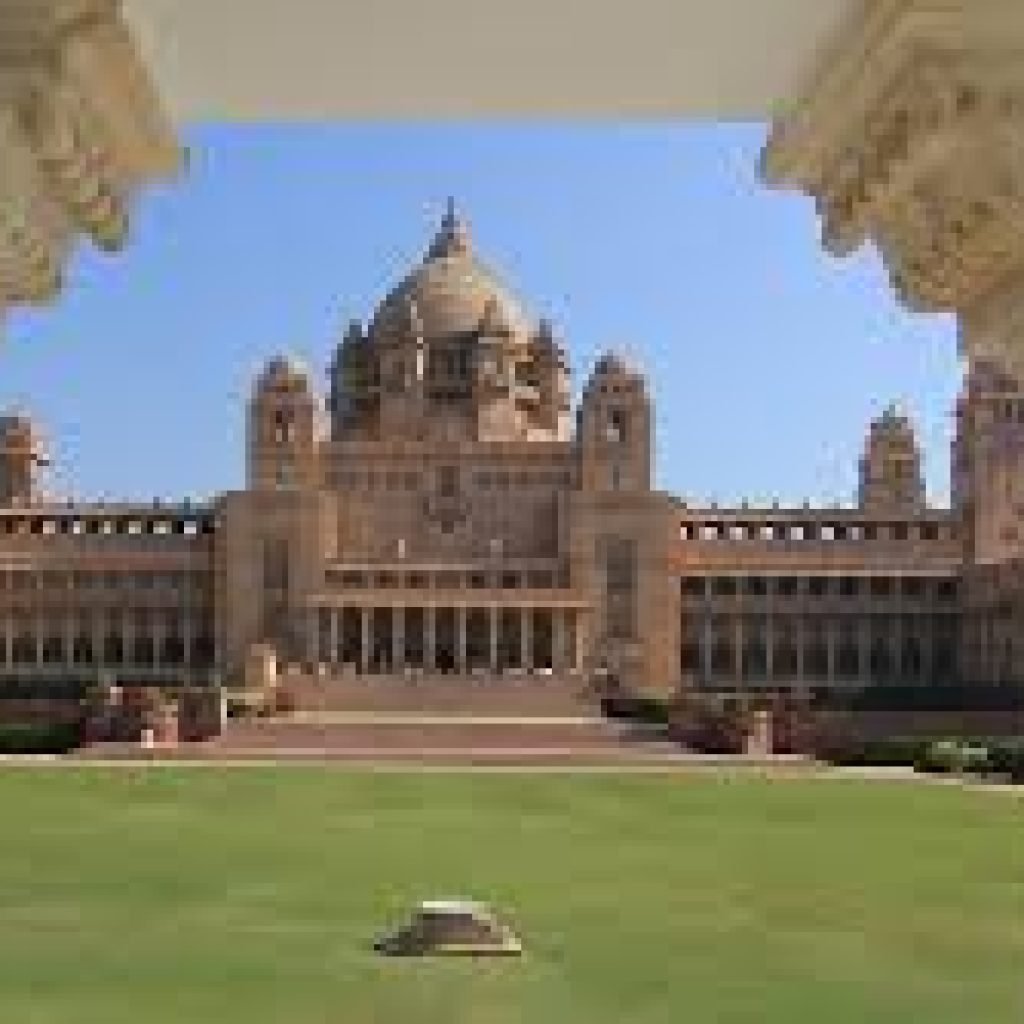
[773,644,798,678]
[273,409,294,444]
[160,636,185,666]
[680,642,701,675]
[42,634,64,665]
[804,641,829,679]
[869,639,892,680]
[711,641,734,677]
[742,642,767,679]
[103,634,124,666]
[901,637,923,680]
[132,635,155,667]
[73,636,95,666]
[12,633,35,665]
[192,636,216,668]
[836,641,859,680]
[606,409,628,444]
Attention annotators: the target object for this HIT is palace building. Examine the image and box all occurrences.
[0,202,1021,709]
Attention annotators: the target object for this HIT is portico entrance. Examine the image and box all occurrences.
[310,603,583,677]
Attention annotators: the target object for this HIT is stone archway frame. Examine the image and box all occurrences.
[0,0,181,323]
[762,0,1024,378]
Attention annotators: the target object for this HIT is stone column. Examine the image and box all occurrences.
[795,617,805,683]
[573,612,586,675]
[701,616,713,688]
[733,616,744,685]
[329,609,340,667]
[359,607,370,675]
[549,610,562,673]
[182,614,193,671]
[151,614,165,673]
[64,615,76,670]
[425,605,436,673]
[520,607,532,671]
[34,614,45,669]
[763,0,1024,378]
[568,611,582,673]
[122,613,135,672]
[488,606,499,673]
[393,606,405,673]
[456,606,467,675]
[824,617,836,688]
[892,614,904,686]
[303,609,315,667]
[858,615,871,684]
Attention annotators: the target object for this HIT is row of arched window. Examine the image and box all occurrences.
[0,516,214,539]
[681,520,952,544]
[680,637,957,681]
[0,633,215,669]
[680,574,959,601]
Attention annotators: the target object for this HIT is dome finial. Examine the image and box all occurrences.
[427,197,471,260]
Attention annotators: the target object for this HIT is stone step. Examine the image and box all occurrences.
[217,717,651,752]
[274,671,598,717]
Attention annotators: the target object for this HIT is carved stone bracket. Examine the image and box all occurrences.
[762,0,1024,374]
[0,0,180,320]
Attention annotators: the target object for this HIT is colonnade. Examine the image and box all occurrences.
[0,613,212,673]
[686,614,959,688]
[311,605,583,676]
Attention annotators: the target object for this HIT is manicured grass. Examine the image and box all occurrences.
[0,767,1020,1023]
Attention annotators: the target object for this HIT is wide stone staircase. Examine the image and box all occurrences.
[206,670,686,765]
[202,711,687,765]
[77,671,694,765]
[272,668,598,718]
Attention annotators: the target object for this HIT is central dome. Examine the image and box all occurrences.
[371,200,530,344]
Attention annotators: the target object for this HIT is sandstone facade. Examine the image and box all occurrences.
[0,204,1021,704]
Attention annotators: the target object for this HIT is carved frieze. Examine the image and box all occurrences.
[0,0,180,317]
[762,0,1024,355]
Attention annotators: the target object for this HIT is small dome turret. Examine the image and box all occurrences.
[257,355,311,394]
[859,400,925,512]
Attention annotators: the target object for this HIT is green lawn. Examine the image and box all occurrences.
[0,767,1020,1024]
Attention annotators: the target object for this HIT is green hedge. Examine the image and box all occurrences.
[913,739,990,775]
[822,737,927,768]
[820,684,1024,713]
[986,739,1024,783]
[601,695,670,725]
[823,736,1024,783]
[0,722,82,755]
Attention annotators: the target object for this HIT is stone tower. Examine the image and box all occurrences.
[572,353,675,697]
[247,356,320,491]
[0,415,46,506]
[577,353,652,494]
[858,403,925,513]
[952,360,1024,564]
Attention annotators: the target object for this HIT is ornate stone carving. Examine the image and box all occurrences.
[0,0,180,320]
[762,0,1024,372]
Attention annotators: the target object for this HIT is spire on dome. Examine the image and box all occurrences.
[426,197,471,260]
[877,399,911,429]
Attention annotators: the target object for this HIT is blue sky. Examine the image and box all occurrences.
[3,122,960,507]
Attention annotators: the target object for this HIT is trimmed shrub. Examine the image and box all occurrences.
[823,737,926,768]
[0,721,82,754]
[667,691,747,754]
[822,684,1024,714]
[915,739,973,775]
[987,739,1024,783]
[959,744,992,776]
[601,694,670,726]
